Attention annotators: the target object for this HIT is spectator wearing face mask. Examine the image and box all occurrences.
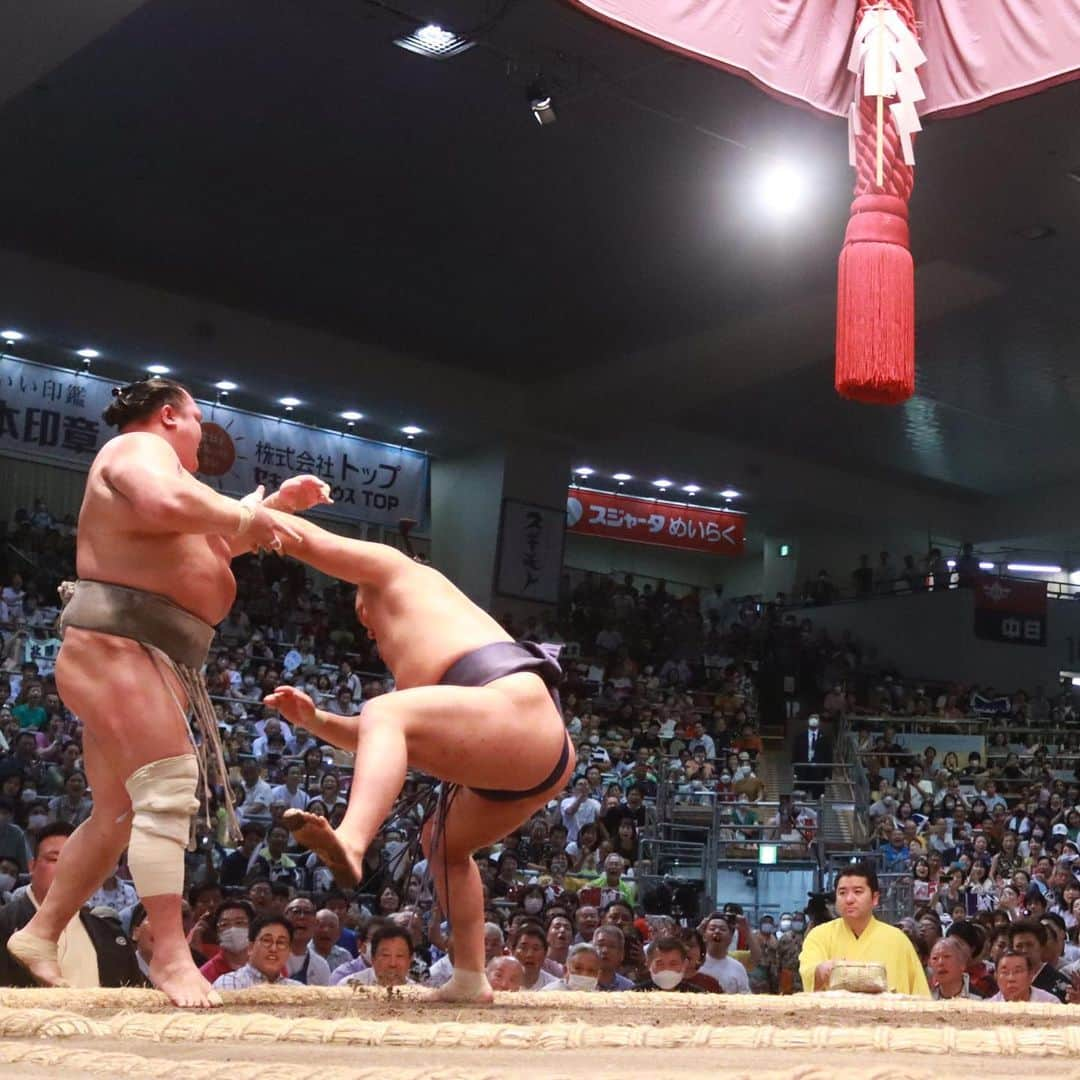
[632,936,706,992]
[199,900,255,983]
[541,943,602,992]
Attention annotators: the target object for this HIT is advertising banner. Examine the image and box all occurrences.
[566,487,745,555]
[0,355,428,528]
[495,499,565,604]
[973,575,1047,647]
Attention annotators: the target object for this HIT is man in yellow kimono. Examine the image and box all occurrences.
[799,863,930,997]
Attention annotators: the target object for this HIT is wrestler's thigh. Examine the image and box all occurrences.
[370,684,565,792]
[55,629,193,777]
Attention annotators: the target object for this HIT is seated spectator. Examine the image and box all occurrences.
[486,954,525,991]
[543,913,573,977]
[311,909,351,973]
[249,824,302,888]
[588,853,637,909]
[270,762,310,811]
[199,900,255,983]
[928,937,980,999]
[88,864,138,912]
[698,914,750,993]
[541,942,602,992]
[282,896,331,985]
[220,823,265,888]
[574,904,600,944]
[632,935,706,992]
[0,797,29,874]
[340,923,416,988]
[0,822,144,987]
[591,924,634,991]
[989,949,1062,1003]
[681,928,722,993]
[212,915,304,990]
[1009,920,1073,1003]
[511,920,557,990]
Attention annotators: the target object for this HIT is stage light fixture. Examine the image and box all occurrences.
[215,380,237,391]
[1,330,24,342]
[147,364,170,375]
[612,473,632,482]
[394,24,474,59]
[574,467,594,477]
[528,82,557,126]
[341,411,364,422]
[76,348,100,359]
[720,488,741,499]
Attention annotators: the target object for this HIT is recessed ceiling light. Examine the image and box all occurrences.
[612,473,632,482]
[401,425,423,436]
[758,160,807,218]
[146,364,170,375]
[215,380,237,391]
[683,484,701,494]
[652,479,672,489]
[720,488,741,499]
[1,330,24,342]
[394,24,474,59]
[978,562,996,570]
[76,348,100,359]
[574,467,594,476]
[341,411,364,422]
[279,396,301,407]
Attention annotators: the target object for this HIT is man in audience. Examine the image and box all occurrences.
[0,822,144,987]
[574,904,600,944]
[212,915,304,990]
[592,924,634,991]
[989,949,1062,1004]
[512,920,557,990]
[632,936,706,992]
[792,715,832,800]
[541,942,602,992]
[312,908,351,973]
[340,923,416,988]
[282,895,331,985]
[198,900,254,984]
[486,955,525,991]
[1009,920,1073,1003]
[799,863,929,996]
[697,914,750,993]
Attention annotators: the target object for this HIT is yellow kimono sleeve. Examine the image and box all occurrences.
[798,925,830,992]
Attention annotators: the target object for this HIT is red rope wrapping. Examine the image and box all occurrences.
[835,0,918,405]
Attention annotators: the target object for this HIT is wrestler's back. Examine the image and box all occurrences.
[363,564,515,689]
[76,436,237,626]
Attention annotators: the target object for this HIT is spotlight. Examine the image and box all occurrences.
[613,473,632,482]
[683,484,701,495]
[757,160,806,218]
[76,348,101,360]
[279,396,300,413]
[215,380,237,391]
[720,488,741,499]
[341,411,364,422]
[1,330,24,342]
[401,425,423,436]
[574,467,594,477]
[652,479,672,490]
[146,364,170,375]
[528,81,556,126]
[394,24,474,59]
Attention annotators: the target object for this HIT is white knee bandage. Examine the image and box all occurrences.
[124,754,200,898]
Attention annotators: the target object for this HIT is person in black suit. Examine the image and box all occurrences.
[0,822,146,988]
[792,715,833,800]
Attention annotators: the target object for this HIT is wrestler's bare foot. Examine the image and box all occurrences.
[150,954,222,1008]
[6,928,69,988]
[428,972,494,1004]
[282,809,363,888]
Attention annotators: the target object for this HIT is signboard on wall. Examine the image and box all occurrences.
[495,499,565,604]
[974,575,1046,646]
[0,355,428,529]
[565,487,745,556]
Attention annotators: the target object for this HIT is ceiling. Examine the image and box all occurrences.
[2,0,1079,536]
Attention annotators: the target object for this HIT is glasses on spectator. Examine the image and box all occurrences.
[255,934,291,950]
[286,905,315,916]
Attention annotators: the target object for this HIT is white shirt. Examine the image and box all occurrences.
[270,783,310,811]
[286,947,331,985]
[426,954,454,987]
[698,953,750,994]
[560,795,601,843]
[523,967,558,991]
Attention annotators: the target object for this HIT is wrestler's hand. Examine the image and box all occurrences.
[263,685,317,728]
[268,475,334,514]
[243,496,303,555]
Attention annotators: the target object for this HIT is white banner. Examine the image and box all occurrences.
[0,356,428,529]
[495,499,565,605]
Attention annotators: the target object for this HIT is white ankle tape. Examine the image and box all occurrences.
[125,754,199,897]
[445,968,489,995]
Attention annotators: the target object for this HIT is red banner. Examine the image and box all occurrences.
[974,575,1047,646]
[566,488,745,556]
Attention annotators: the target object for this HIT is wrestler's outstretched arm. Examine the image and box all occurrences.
[268,508,411,587]
[227,476,333,558]
[104,432,299,551]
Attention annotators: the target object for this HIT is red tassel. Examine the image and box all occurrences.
[835,193,914,404]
